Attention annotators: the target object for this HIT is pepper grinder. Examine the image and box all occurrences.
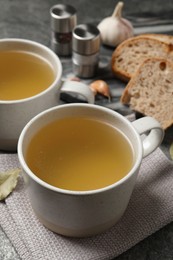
[50,4,77,56]
[72,23,101,78]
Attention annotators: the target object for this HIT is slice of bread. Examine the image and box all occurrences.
[112,35,173,81]
[121,58,173,129]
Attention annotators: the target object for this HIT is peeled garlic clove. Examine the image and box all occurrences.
[89,80,111,100]
[0,168,21,201]
[98,2,134,47]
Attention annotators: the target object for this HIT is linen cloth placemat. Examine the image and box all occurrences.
[0,148,173,260]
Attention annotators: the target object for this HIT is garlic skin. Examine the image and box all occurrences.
[98,2,134,47]
[89,80,111,101]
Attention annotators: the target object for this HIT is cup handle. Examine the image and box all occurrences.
[132,117,164,158]
[60,80,95,104]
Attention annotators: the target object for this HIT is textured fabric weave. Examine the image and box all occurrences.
[0,148,173,260]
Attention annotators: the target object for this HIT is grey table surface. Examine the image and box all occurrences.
[1,0,173,259]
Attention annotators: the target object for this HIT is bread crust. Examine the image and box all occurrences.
[135,33,173,44]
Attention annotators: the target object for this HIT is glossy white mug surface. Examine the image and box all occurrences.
[18,103,164,237]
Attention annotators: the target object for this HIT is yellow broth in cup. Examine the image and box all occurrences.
[0,50,55,100]
[26,116,134,191]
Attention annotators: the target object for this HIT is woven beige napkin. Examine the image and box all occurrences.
[0,148,173,260]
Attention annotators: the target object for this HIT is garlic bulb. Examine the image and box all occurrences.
[98,2,134,47]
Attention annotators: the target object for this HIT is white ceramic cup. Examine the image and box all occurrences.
[18,103,164,237]
[0,38,94,151]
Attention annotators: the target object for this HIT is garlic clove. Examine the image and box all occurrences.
[89,80,111,101]
[98,2,134,47]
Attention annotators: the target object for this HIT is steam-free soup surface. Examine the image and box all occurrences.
[0,50,55,100]
[26,117,134,191]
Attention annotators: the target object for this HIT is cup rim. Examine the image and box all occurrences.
[0,38,62,104]
[18,103,143,195]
